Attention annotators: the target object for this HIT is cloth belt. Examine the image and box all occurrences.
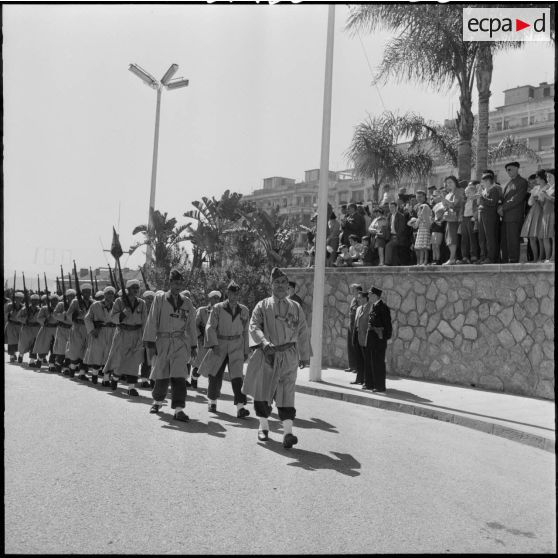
[26,322,40,327]
[45,323,58,328]
[94,321,116,328]
[217,334,242,340]
[157,331,185,338]
[8,319,20,324]
[117,323,142,331]
[58,323,72,329]
[272,341,296,352]
[73,318,85,324]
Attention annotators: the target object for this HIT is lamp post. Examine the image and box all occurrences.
[129,63,189,266]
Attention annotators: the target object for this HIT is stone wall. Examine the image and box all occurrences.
[286,264,555,400]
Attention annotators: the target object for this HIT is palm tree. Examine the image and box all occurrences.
[130,209,190,276]
[346,4,478,181]
[346,113,435,202]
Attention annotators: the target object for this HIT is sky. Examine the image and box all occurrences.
[3,3,555,287]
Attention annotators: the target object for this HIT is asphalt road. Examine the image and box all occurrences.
[5,361,556,554]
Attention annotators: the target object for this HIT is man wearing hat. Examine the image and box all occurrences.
[104,279,148,396]
[94,291,105,302]
[4,292,24,363]
[15,294,42,367]
[52,289,76,374]
[143,268,198,421]
[243,267,311,448]
[197,281,250,417]
[139,290,156,388]
[351,290,371,386]
[189,289,221,390]
[33,294,60,370]
[499,161,528,264]
[64,283,94,380]
[364,286,392,392]
[84,286,117,384]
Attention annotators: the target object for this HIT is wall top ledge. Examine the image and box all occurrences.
[285,263,555,274]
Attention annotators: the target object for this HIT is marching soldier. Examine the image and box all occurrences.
[33,294,60,370]
[189,290,221,389]
[84,286,117,384]
[139,290,156,388]
[52,289,76,374]
[243,268,311,448]
[143,268,197,421]
[103,280,147,396]
[65,283,94,380]
[94,290,105,302]
[16,294,42,367]
[4,292,24,363]
[198,281,250,417]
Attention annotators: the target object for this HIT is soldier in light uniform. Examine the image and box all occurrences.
[65,284,94,380]
[94,290,105,302]
[143,268,197,422]
[138,290,156,388]
[189,290,221,389]
[4,292,24,363]
[15,294,42,367]
[103,280,147,396]
[84,286,117,385]
[198,281,250,417]
[52,289,76,374]
[243,267,311,448]
[33,294,60,370]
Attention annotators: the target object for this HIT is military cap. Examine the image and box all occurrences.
[180,289,192,297]
[427,185,436,191]
[30,294,40,301]
[208,290,221,299]
[369,286,383,297]
[288,281,296,288]
[505,161,520,169]
[81,283,92,291]
[142,290,155,298]
[41,294,48,301]
[14,292,25,298]
[126,279,140,288]
[66,289,76,296]
[350,283,363,291]
[227,281,240,292]
[103,286,116,294]
[94,291,105,299]
[270,267,288,282]
[169,268,183,281]
[49,294,60,301]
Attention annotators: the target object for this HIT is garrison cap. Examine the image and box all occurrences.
[30,294,40,301]
[103,286,116,294]
[270,267,288,283]
[94,291,105,299]
[369,286,383,297]
[505,161,520,169]
[81,283,92,291]
[14,292,25,298]
[227,281,240,292]
[142,290,155,298]
[126,279,140,288]
[66,289,76,296]
[208,290,221,299]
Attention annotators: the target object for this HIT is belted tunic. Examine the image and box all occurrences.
[4,302,23,345]
[33,305,59,355]
[65,297,94,361]
[84,300,116,366]
[16,305,41,354]
[52,301,73,356]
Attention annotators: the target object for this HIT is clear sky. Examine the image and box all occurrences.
[3,3,554,287]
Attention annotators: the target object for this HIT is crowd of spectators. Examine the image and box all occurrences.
[305,162,555,267]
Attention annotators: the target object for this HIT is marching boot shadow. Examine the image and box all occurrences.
[269,413,338,434]
[157,413,227,438]
[258,439,361,477]
[380,389,432,404]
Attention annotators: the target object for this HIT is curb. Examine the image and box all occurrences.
[295,383,555,454]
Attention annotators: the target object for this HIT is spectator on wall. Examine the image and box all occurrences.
[460,181,481,264]
[521,172,545,263]
[539,169,555,263]
[369,207,389,266]
[413,190,432,266]
[327,211,340,260]
[360,236,377,266]
[385,201,407,266]
[477,171,502,264]
[348,234,364,262]
[430,190,446,265]
[345,284,363,374]
[441,175,465,265]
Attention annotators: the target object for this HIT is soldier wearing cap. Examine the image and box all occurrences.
[94,291,105,302]
[142,268,198,421]
[103,279,148,396]
[15,293,42,367]
[65,283,94,380]
[198,280,250,417]
[139,290,156,388]
[345,284,363,373]
[4,292,25,363]
[32,294,60,370]
[52,289,76,374]
[364,286,392,392]
[84,286,117,385]
[243,267,311,448]
[189,289,221,389]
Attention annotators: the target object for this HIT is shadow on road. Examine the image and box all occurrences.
[157,414,227,437]
[380,388,432,404]
[258,439,361,477]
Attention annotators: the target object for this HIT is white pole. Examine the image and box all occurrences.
[146,86,162,266]
[309,4,335,382]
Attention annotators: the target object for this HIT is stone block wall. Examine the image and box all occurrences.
[286,264,554,400]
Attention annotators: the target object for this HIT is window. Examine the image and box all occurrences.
[540,136,554,149]
[495,122,502,131]
[543,87,550,97]
[503,120,509,130]
[303,196,312,206]
[521,117,528,127]
[528,88,534,98]
[282,198,288,207]
[529,115,535,125]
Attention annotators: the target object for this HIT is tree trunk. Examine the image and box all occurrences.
[475,44,493,180]
[456,85,474,182]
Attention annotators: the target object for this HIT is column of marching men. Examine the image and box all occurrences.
[4,267,311,449]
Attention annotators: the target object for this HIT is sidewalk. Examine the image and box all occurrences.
[295,367,555,453]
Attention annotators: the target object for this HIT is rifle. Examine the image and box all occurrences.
[107,263,117,290]
[140,265,151,291]
[12,271,16,306]
[115,258,132,309]
[22,272,30,321]
[94,272,99,294]
[44,272,50,314]
[56,277,61,296]
[73,260,83,305]
[60,266,68,310]
[89,267,95,295]
[68,272,73,290]
[37,274,42,298]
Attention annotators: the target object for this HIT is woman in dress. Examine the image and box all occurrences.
[441,176,464,265]
[539,169,555,263]
[520,170,545,262]
[413,190,432,266]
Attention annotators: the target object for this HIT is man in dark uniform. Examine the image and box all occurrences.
[364,286,392,392]
[345,283,362,373]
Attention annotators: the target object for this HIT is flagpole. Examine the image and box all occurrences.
[309,4,335,382]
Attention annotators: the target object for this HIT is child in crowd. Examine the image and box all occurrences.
[368,208,389,266]
[413,190,432,266]
[431,192,446,265]
[348,234,364,262]
[335,245,353,267]
[360,236,376,266]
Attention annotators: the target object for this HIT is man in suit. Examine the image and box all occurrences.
[385,202,407,266]
[478,172,502,264]
[365,286,392,392]
[499,161,528,263]
[351,291,371,386]
[345,283,362,373]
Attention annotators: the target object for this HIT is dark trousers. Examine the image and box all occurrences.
[352,342,369,384]
[346,326,358,369]
[478,211,499,261]
[460,216,478,260]
[500,221,522,263]
[140,349,150,378]
[152,377,186,409]
[254,401,295,421]
[385,237,399,266]
[7,343,18,355]
[366,337,387,391]
[207,356,247,405]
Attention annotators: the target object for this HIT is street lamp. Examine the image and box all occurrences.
[129,62,189,266]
